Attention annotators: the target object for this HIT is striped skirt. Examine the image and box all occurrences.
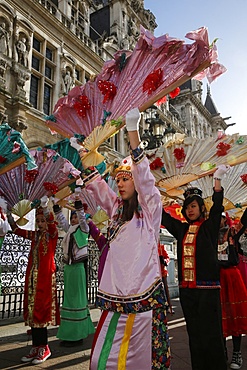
[90,307,171,370]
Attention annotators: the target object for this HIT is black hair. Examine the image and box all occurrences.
[181,195,205,222]
[70,210,77,220]
[122,190,140,222]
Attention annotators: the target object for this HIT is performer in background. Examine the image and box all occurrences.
[218,211,247,370]
[53,190,95,347]
[7,196,59,365]
[161,164,230,370]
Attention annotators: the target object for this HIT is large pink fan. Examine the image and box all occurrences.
[0,148,81,223]
[46,26,226,166]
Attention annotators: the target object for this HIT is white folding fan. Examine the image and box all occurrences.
[46,26,226,167]
[183,162,247,213]
[148,133,247,197]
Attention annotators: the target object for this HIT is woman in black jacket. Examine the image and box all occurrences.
[161,165,229,370]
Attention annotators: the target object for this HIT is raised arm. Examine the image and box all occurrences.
[125,108,162,231]
[53,204,70,232]
[74,188,89,233]
[213,164,230,192]
[40,196,58,239]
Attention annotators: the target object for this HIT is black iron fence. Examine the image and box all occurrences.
[0,233,100,319]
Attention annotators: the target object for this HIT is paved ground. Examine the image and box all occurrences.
[0,297,246,369]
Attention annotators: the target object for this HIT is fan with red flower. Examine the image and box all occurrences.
[0,148,81,224]
[46,26,226,167]
[180,162,247,217]
[148,133,247,197]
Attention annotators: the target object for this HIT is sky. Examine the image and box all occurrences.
[144,0,247,135]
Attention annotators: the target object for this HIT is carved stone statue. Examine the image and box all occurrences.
[131,0,144,13]
[0,21,10,56]
[63,70,74,94]
[16,36,29,67]
[120,35,130,50]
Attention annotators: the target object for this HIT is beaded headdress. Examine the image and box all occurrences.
[114,156,133,180]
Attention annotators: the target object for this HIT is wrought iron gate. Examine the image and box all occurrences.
[0,233,100,319]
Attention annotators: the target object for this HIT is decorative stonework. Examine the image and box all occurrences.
[12,63,30,100]
[0,55,11,89]
[0,18,11,57]
[60,55,76,96]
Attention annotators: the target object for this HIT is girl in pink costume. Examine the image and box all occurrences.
[81,108,170,369]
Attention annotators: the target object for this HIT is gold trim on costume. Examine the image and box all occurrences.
[184,245,194,255]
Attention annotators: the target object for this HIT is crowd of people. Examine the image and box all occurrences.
[1,107,247,369]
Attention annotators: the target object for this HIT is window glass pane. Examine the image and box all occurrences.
[114,133,118,151]
[46,48,53,61]
[75,69,80,80]
[45,64,52,79]
[43,84,51,115]
[30,75,39,109]
[32,56,40,71]
[33,38,40,52]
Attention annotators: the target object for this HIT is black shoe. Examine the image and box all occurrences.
[60,339,83,348]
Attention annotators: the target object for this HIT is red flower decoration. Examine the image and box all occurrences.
[24,169,39,183]
[73,95,91,117]
[98,80,117,103]
[143,68,163,95]
[173,147,186,161]
[0,156,7,163]
[156,95,167,106]
[43,182,59,194]
[169,87,180,99]
[150,157,164,170]
[216,142,231,156]
[240,174,247,184]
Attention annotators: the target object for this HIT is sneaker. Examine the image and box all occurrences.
[32,345,51,365]
[230,351,243,369]
[21,346,39,362]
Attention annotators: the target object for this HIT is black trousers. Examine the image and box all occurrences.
[179,288,227,370]
[31,327,48,347]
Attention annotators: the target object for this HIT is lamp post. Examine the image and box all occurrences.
[141,105,176,149]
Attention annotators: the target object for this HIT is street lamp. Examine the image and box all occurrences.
[141,105,176,149]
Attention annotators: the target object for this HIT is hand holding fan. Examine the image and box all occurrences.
[46,26,226,167]
[54,186,98,216]
[0,148,81,224]
[148,133,247,196]
[183,162,247,213]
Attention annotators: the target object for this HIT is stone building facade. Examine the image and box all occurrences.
[0,0,229,155]
[0,0,231,299]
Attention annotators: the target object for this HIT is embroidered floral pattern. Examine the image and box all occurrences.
[152,306,171,369]
[96,283,166,314]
